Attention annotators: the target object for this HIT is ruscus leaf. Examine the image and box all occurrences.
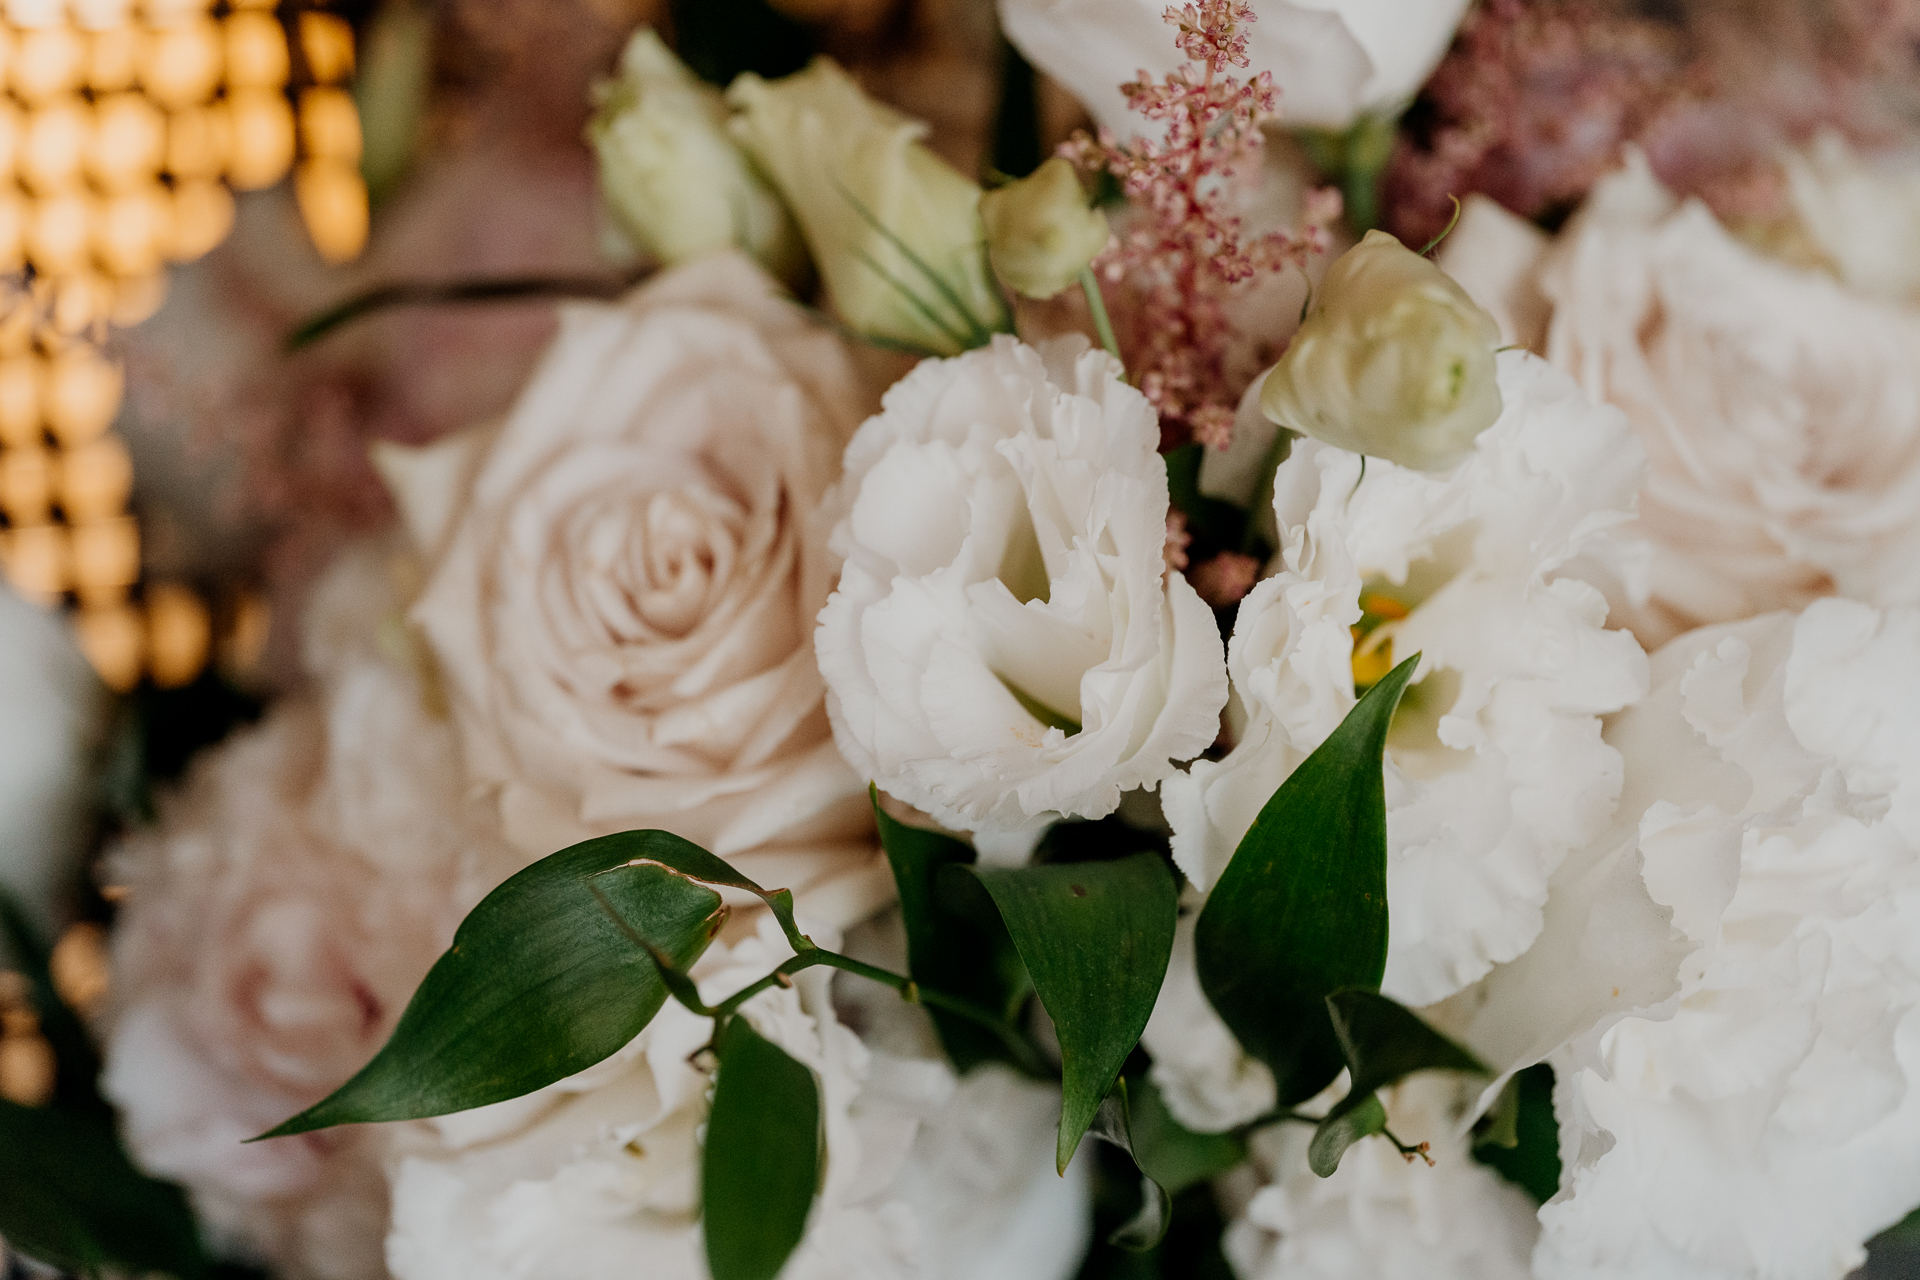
[259,831,729,1137]
[703,1017,822,1280]
[0,1099,209,1279]
[1307,1092,1387,1178]
[1088,1081,1171,1252]
[968,851,1178,1171]
[1194,654,1420,1105]
[872,790,1030,1071]
[1124,1073,1246,1195]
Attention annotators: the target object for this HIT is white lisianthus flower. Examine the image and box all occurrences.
[979,157,1109,301]
[997,0,1471,137]
[0,585,107,933]
[1166,352,1649,1008]
[815,334,1229,833]
[1537,600,1920,1280]
[385,255,878,878]
[385,915,1086,1280]
[1225,1074,1539,1280]
[1445,156,1920,647]
[588,30,803,282]
[1260,230,1505,473]
[726,58,1006,356]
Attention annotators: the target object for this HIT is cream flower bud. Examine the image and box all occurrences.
[727,57,1007,355]
[588,30,804,282]
[1260,229,1503,472]
[980,157,1109,299]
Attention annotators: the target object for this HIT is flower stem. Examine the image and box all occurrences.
[1080,266,1122,365]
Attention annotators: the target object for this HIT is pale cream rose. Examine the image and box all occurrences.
[102,542,521,1280]
[384,253,880,888]
[1442,156,1920,647]
[1782,132,1920,305]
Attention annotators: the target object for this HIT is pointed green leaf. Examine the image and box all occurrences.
[1307,1092,1387,1178]
[1308,988,1488,1178]
[0,1100,208,1279]
[1194,654,1420,1104]
[587,832,808,951]
[873,791,1030,1071]
[1125,1073,1246,1195]
[1088,1081,1171,1252]
[968,852,1178,1171]
[703,1017,822,1280]
[259,831,729,1137]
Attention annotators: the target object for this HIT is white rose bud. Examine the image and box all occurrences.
[589,29,804,282]
[979,157,1109,299]
[727,57,1007,356]
[1260,229,1503,472]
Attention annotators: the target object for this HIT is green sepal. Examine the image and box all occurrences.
[258,831,731,1137]
[1195,654,1420,1104]
[703,1017,822,1280]
[967,852,1178,1171]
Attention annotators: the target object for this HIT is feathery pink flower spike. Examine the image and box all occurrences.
[1064,0,1334,450]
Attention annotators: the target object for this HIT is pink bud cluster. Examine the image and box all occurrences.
[1064,1,1331,450]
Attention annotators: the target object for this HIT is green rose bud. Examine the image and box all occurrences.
[1261,230,1503,472]
[979,157,1110,299]
[726,57,1007,355]
[588,30,804,283]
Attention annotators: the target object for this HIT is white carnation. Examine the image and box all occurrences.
[1167,352,1649,1008]
[385,915,1085,1280]
[816,334,1227,833]
[1538,600,1920,1280]
[1225,1073,1538,1280]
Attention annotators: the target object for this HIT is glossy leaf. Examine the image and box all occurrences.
[969,852,1178,1171]
[1089,1081,1170,1252]
[0,1100,208,1279]
[1194,654,1420,1104]
[1309,988,1487,1178]
[1306,1092,1387,1178]
[873,791,1030,1071]
[261,832,729,1137]
[1125,1073,1246,1195]
[703,1017,822,1280]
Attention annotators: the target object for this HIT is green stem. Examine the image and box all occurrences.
[284,268,652,350]
[1080,266,1121,365]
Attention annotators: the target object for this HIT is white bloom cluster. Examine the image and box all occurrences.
[385,915,1087,1280]
[1167,351,1649,1006]
[1538,601,1920,1280]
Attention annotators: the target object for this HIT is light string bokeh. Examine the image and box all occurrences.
[0,0,364,695]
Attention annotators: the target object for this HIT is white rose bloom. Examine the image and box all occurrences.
[386,254,879,881]
[386,915,1087,1280]
[815,334,1228,833]
[1165,352,1649,1007]
[1538,600,1920,1280]
[997,0,1471,137]
[1445,156,1920,647]
[0,585,107,933]
[1783,132,1920,304]
[1225,1073,1538,1280]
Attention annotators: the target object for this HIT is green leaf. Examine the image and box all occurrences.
[872,791,1030,1072]
[259,832,730,1137]
[1194,654,1420,1105]
[1124,1074,1246,1195]
[1473,1063,1562,1204]
[1306,1092,1387,1178]
[703,1017,822,1280]
[1088,1081,1170,1252]
[1308,988,1487,1178]
[968,852,1178,1171]
[0,1099,208,1279]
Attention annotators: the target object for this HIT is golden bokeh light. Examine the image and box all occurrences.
[1,1,363,690]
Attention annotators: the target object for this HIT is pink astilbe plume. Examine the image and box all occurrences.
[1064,1,1333,450]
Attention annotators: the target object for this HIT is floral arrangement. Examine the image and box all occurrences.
[7,2,1920,1280]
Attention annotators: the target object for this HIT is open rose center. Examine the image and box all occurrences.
[576,487,748,643]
